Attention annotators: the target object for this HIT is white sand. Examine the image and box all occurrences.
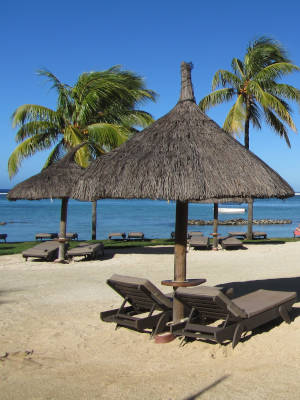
[1,242,300,399]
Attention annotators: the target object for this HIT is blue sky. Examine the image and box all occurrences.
[2,0,300,190]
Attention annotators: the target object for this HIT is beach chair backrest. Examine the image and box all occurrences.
[107,274,172,312]
[176,286,247,319]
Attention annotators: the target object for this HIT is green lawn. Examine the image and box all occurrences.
[0,237,299,256]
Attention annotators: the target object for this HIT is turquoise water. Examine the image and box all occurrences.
[1,192,300,241]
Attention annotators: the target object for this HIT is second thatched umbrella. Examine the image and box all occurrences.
[7,145,85,261]
[73,62,294,320]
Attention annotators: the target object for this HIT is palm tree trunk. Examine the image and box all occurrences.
[91,201,97,240]
[244,109,253,239]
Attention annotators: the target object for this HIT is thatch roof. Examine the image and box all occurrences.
[8,145,85,201]
[72,62,294,202]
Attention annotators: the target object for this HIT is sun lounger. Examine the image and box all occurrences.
[67,242,104,261]
[171,286,297,348]
[100,274,173,336]
[228,231,247,239]
[58,232,78,240]
[127,232,144,240]
[22,240,60,261]
[0,234,7,242]
[253,231,268,239]
[108,232,126,240]
[188,231,203,239]
[221,236,243,250]
[189,235,210,250]
[35,232,58,240]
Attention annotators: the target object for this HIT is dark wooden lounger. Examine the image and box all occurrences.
[253,231,268,239]
[108,232,126,240]
[189,236,210,250]
[228,231,247,239]
[171,286,297,348]
[22,240,60,261]
[0,234,7,242]
[35,232,58,240]
[67,242,104,261]
[101,274,173,337]
[127,232,144,240]
[59,232,78,240]
[221,236,243,250]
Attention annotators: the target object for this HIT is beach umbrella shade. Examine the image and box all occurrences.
[7,145,85,261]
[72,62,294,321]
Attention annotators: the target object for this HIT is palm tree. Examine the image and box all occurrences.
[199,37,300,238]
[9,66,157,238]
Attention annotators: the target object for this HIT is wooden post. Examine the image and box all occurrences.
[58,197,68,261]
[92,201,97,240]
[173,200,188,322]
[247,199,253,240]
[212,203,219,250]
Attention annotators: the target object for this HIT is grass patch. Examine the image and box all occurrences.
[0,237,299,257]
[0,238,175,256]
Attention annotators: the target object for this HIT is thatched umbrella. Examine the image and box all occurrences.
[7,145,85,261]
[73,62,294,320]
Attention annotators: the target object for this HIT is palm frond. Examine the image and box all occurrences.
[12,104,58,128]
[249,81,296,131]
[14,121,60,142]
[43,140,66,167]
[264,108,291,147]
[231,58,245,79]
[199,88,236,112]
[8,134,58,178]
[223,95,245,134]
[255,62,300,84]
[212,70,241,90]
[87,123,129,149]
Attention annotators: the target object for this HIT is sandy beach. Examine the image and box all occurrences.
[1,242,300,399]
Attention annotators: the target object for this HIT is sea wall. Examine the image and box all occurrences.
[188,218,292,226]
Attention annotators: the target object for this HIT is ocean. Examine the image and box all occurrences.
[1,190,300,242]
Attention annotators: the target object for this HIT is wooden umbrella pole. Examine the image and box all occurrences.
[247,199,253,239]
[58,197,68,261]
[173,200,188,322]
[212,202,219,250]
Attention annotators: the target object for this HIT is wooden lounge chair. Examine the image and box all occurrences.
[171,286,297,348]
[228,231,247,239]
[188,231,203,239]
[253,231,268,239]
[100,274,173,337]
[108,232,126,240]
[0,233,7,242]
[127,232,144,240]
[221,236,243,250]
[22,240,60,261]
[59,232,78,240]
[35,232,58,240]
[189,235,210,250]
[67,242,104,261]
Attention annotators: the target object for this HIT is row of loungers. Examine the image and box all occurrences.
[108,232,144,240]
[100,274,297,348]
[35,232,78,240]
[22,241,104,262]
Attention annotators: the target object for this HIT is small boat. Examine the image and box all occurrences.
[218,207,246,214]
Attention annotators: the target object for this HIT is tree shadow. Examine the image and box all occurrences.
[216,276,300,298]
[181,375,229,399]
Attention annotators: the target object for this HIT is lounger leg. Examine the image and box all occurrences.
[152,311,172,337]
[279,305,291,324]
[232,323,244,348]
